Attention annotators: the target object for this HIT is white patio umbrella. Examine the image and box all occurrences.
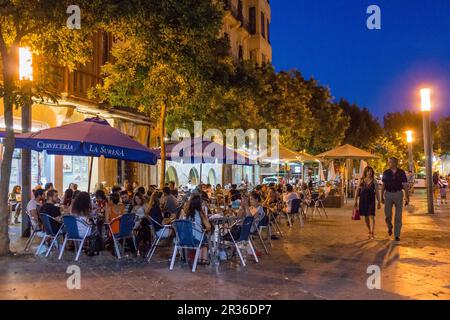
[319,161,325,182]
[327,160,336,181]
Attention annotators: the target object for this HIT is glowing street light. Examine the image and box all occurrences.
[405,130,413,143]
[420,88,434,214]
[420,88,431,112]
[19,47,33,81]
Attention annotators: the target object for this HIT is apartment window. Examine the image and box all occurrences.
[101,32,110,65]
[267,19,270,43]
[237,0,243,24]
[261,12,266,38]
[249,7,256,35]
[224,32,230,44]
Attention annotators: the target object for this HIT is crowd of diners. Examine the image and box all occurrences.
[12,179,322,264]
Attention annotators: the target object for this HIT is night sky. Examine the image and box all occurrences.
[270,0,450,121]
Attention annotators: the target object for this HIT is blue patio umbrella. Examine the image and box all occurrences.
[151,138,255,184]
[14,117,157,191]
[151,138,254,165]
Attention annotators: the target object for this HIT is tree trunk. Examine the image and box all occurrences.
[20,99,32,237]
[158,103,167,188]
[0,47,18,255]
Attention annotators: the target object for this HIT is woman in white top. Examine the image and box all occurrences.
[184,194,211,264]
[131,192,147,229]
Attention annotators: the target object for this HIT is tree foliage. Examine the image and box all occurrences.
[437,116,450,155]
[0,0,115,255]
[304,79,349,154]
[339,98,382,148]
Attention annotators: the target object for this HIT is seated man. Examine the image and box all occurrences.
[39,189,62,233]
[283,184,299,214]
[120,191,133,214]
[160,187,179,217]
[26,189,45,228]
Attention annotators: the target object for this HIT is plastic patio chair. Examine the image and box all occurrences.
[170,219,206,272]
[280,201,294,227]
[146,217,173,262]
[309,194,328,219]
[58,215,92,261]
[252,208,270,254]
[226,215,259,267]
[105,213,137,259]
[23,210,45,252]
[289,198,304,227]
[38,213,64,257]
[266,204,283,238]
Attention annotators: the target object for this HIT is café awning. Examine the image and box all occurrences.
[316,144,379,160]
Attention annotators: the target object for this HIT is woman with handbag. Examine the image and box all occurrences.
[354,166,381,239]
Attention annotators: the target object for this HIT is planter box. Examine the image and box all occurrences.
[323,195,344,208]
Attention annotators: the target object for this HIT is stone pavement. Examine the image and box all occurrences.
[0,190,449,300]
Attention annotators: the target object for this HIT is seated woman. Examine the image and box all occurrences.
[131,192,147,230]
[62,188,74,211]
[106,192,125,234]
[148,192,172,239]
[225,192,263,256]
[94,189,107,218]
[70,191,93,237]
[248,192,264,233]
[300,183,312,205]
[183,194,211,264]
[263,184,280,218]
[8,185,22,224]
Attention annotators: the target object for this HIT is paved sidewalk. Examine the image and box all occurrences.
[0,190,449,300]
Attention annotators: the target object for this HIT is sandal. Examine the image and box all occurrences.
[198,259,210,265]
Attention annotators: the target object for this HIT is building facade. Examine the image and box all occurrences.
[0,31,154,193]
[222,0,272,64]
[1,2,272,191]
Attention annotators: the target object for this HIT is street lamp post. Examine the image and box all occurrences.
[420,88,434,214]
[406,130,414,172]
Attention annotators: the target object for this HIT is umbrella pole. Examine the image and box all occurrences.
[88,156,93,193]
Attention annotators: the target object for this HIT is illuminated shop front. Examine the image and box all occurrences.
[1,100,155,194]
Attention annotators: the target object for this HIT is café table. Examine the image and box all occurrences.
[208,213,239,264]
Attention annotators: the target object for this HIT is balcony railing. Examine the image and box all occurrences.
[224,0,251,33]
